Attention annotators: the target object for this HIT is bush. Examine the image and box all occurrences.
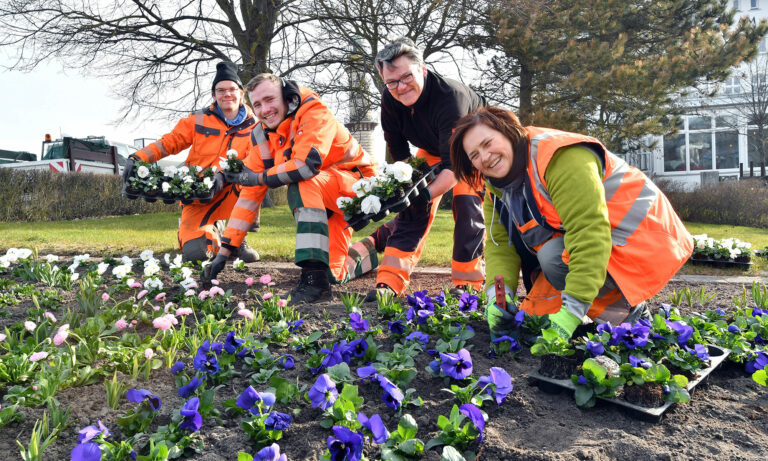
[657,178,768,229]
[0,169,177,222]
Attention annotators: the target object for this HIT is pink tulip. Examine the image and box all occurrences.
[259,274,272,285]
[24,321,36,332]
[277,299,288,307]
[102,292,110,302]
[44,312,57,323]
[115,318,128,331]
[245,277,254,286]
[29,351,49,362]
[155,292,166,302]
[262,292,273,300]
[53,324,70,346]
[144,348,154,360]
[238,309,254,320]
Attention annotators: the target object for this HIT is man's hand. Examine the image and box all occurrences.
[223,165,261,186]
[212,173,225,196]
[122,155,139,184]
[485,294,518,340]
[201,253,227,285]
[408,187,431,214]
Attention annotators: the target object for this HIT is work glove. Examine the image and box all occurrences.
[121,155,139,184]
[547,293,590,339]
[484,284,519,340]
[201,253,227,285]
[212,172,225,196]
[408,187,432,215]
[223,164,261,186]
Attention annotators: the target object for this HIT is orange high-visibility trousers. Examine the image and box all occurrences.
[375,150,485,294]
[178,184,240,256]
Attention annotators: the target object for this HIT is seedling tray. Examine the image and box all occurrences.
[689,257,752,270]
[528,345,730,422]
[345,165,438,231]
[122,183,214,205]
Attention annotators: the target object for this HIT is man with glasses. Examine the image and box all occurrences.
[363,37,486,301]
[201,73,379,304]
[122,61,261,263]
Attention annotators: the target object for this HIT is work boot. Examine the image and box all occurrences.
[289,269,332,305]
[364,283,396,303]
[236,240,260,263]
[449,285,468,298]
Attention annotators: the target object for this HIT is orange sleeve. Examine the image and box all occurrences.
[134,116,195,163]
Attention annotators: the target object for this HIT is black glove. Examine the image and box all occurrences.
[201,253,227,285]
[223,165,261,186]
[408,187,432,214]
[122,155,139,184]
[212,172,225,196]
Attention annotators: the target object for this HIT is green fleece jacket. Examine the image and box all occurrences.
[484,146,612,305]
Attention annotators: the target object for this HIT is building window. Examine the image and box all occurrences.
[689,132,713,170]
[723,76,742,95]
[748,129,768,167]
[751,0,758,9]
[663,134,686,172]
[715,131,740,169]
[734,0,740,10]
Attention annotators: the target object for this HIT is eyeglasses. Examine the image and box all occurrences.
[215,88,240,95]
[384,73,415,90]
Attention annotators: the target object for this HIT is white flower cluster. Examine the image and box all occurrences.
[219,149,241,171]
[692,234,752,261]
[343,161,415,216]
[232,258,246,271]
[0,248,33,268]
[68,253,91,273]
[159,164,216,195]
[144,277,164,292]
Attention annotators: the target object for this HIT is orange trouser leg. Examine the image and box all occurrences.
[178,184,240,255]
[450,179,486,290]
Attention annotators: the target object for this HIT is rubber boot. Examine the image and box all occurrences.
[289,268,332,305]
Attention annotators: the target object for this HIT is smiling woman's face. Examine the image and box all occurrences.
[461,123,514,179]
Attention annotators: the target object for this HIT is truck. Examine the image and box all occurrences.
[0,135,144,174]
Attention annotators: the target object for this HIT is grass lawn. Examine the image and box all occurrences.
[1,210,766,270]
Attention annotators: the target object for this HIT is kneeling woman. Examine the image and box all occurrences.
[449,107,692,339]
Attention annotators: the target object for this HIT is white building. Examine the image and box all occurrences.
[644,0,768,188]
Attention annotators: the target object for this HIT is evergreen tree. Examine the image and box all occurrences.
[474,0,767,151]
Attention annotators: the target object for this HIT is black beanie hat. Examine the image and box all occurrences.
[212,61,243,92]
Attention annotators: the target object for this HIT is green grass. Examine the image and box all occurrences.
[0,212,765,271]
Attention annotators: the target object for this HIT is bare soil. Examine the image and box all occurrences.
[1,262,767,460]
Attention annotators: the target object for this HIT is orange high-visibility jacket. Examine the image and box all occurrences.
[521,127,693,307]
[134,103,256,168]
[221,83,377,251]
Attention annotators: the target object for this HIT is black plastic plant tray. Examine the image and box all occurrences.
[690,257,752,270]
[344,165,438,231]
[122,183,213,205]
[527,345,730,422]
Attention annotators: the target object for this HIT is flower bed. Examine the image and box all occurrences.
[690,234,753,270]
[1,248,767,460]
[340,158,437,231]
[124,161,217,205]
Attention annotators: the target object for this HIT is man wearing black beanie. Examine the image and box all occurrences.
[123,61,260,263]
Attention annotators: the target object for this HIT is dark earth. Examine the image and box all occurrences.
[1,261,767,460]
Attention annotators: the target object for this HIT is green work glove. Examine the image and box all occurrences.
[485,298,519,340]
[548,306,581,340]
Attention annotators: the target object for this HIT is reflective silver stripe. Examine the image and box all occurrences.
[251,125,272,160]
[297,164,315,180]
[603,158,630,203]
[529,131,562,204]
[227,218,252,232]
[236,198,261,213]
[381,254,413,273]
[451,268,484,282]
[196,113,203,126]
[296,233,329,250]
[294,207,327,224]
[611,179,658,246]
[277,171,293,184]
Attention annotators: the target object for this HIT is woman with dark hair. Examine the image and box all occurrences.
[449,106,693,339]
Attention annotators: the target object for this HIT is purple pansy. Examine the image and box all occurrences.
[478,367,513,405]
[288,319,304,332]
[71,442,102,461]
[193,340,221,374]
[170,361,186,375]
[223,331,244,354]
[728,324,741,334]
[377,375,405,410]
[279,354,295,370]
[309,374,338,410]
[327,425,364,461]
[264,411,292,431]
[685,344,710,361]
[178,376,203,398]
[577,375,588,385]
[405,331,429,346]
[628,355,650,368]
[440,349,474,379]
[236,386,276,414]
[612,322,650,349]
[253,443,287,461]
[349,312,369,333]
[358,412,390,444]
[388,320,407,335]
[78,419,110,443]
[492,335,521,352]
[345,338,368,358]
[179,397,203,432]
[126,388,161,411]
[458,403,485,442]
[746,350,768,373]
[586,340,604,357]
[666,320,693,345]
[458,292,479,312]
[406,290,434,311]
[514,309,525,327]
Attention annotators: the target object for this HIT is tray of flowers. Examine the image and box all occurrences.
[689,234,753,270]
[123,160,217,205]
[526,322,730,422]
[340,157,438,231]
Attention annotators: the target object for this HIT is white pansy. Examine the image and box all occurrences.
[180,278,197,289]
[140,250,154,261]
[219,158,229,171]
[389,161,413,183]
[352,178,372,198]
[203,177,214,189]
[0,257,10,268]
[16,248,33,260]
[97,262,109,275]
[121,255,133,266]
[164,253,171,266]
[144,260,161,277]
[227,149,239,160]
[180,266,193,279]
[67,262,79,274]
[162,182,171,193]
[144,277,164,291]
[183,175,194,184]
[360,195,382,214]
[137,165,150,179]
[177,166,190,175]
[70,272,80,281]
[211,166,218,173]
[112,264,132,279]
[72,253,90,265]
[232,258,245,270]
[163,166,177,177]
[125,277,135,287]
[44,254,59,263]
[337,196,353,210]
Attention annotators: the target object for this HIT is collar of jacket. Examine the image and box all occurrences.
[204,103,256,134]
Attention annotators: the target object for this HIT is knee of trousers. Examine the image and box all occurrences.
[536,236,568,291]
[182,236,208,263]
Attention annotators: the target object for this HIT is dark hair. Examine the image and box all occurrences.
[449,106,528,187]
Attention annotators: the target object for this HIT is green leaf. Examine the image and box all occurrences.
[541,328,559,342]
[436,414,451,430]
[441,445,467,461]
[327,363,352,383]
[306,331,323,343]
[397,414,418,440]
[269,376,299,403]
[398,438,424,456]
[237,453,253,461]
[380,448,409,461]
[425,435,447,451]
[582,359,607,381]
[753,369,768,386]
[574,386,594,407]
